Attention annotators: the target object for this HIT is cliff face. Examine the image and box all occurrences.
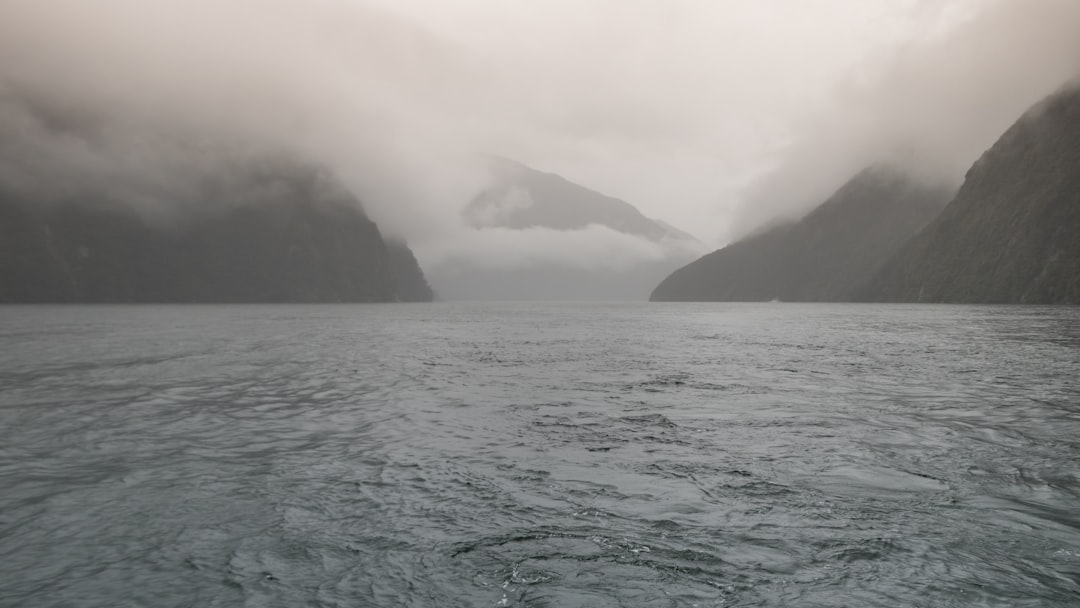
[384,238,435,302]
[650,168,951,302]
[0,88,437,303]
[863,86,1080,303]
[0,165,432,303]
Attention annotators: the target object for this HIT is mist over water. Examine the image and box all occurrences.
[5,0,1080,258]
[4,1,1080,604]
[2,303,1078,607]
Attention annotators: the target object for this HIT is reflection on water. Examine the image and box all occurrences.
[1,303,1079,607]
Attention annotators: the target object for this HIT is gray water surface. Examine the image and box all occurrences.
[1,303,1079,607]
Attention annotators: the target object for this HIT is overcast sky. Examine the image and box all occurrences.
[3,0,1079,265]
[366,0,968,237]
[360,0,1080,243]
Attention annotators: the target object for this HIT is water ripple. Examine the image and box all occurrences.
[1,303,1079,606]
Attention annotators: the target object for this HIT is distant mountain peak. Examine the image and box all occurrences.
[467,157,701,246]
[430,157,702,300]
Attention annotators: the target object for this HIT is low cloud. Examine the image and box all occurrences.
[419,224,697,274]
[728,0,1080,239]
[2,0,1079,267]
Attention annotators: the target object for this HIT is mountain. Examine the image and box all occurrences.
[430,157,703,300]
[385,237,436,302]
[650,167,952,302]
[0,87,435,303]
[0,164,433,303]
[465,157,697,242]
[863,85,1080,303]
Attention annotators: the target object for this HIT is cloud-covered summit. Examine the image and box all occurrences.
[3,0,1079,274]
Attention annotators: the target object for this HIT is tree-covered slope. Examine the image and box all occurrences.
[0,88,435,303]
[650,168,951,301]
[863,86,1080,303]
[0,165,431,303]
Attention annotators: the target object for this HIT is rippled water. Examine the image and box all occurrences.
[2,303,1079,607]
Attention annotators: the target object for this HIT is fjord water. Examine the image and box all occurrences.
[1,304,1078,607]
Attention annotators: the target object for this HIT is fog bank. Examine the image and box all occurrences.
[2,0,1078,267]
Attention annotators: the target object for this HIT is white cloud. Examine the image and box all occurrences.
[2,0,1078,261]
[420,224,679,273]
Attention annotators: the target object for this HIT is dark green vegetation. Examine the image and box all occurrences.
[0,164,432,303]
[863,86,1080,303]
[651,168,952,301]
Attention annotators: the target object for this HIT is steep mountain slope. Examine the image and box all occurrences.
[0,166,434,302]
[0,88,436,303]
[432,158,702,300]
[864,85,1080,303]
[650,168,952,301]
[385,237,436,302]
